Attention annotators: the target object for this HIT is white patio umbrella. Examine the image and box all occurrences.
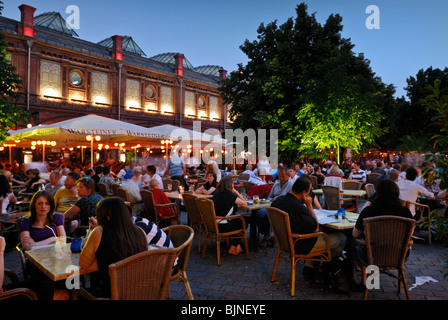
[7,114,168,165]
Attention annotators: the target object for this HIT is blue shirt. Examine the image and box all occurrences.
[168,157,185,177]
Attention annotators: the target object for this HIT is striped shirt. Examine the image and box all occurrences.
[133,216,173,248]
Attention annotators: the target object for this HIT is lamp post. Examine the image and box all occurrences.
[161,139,173,167]
[86,135,101,167]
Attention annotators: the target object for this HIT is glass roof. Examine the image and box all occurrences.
[150,52,194,69]
[34,12,79,37]
[194,65,223,77]
[97,36,146,56]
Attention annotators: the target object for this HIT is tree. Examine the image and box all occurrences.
[0,1,29,144]
[220,3,391,163]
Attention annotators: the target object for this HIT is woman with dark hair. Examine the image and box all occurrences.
[353,179,412,240]
[195,171,217,195]
[211,175,247,255]
[79,197,148,298]
[65,178,102,233]
[0,174,17,213]
[19,190,65,250]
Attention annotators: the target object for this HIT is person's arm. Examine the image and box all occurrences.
[313,195,322,210]
[304,195,319,232]
[352,227,363,239]
[0,236,5,289]
[79,226,101,271]
[232,188,247,207]
[8,192,17,206]
[31,178,47,189]
[194,186,204,194]
[418,185,435,200]
[20,230,57,250]
[203,186,216,195]
[64,205,81,220]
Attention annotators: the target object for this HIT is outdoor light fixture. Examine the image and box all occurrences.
[86,135,101,166]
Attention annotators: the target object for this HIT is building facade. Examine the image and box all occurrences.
[1,4,229,133]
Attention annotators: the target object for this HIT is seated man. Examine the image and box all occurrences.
[44,171,64,196]
[99,165,117,194]
[348,162,366,183]
[271,177,346,281]
[54,172,80,213]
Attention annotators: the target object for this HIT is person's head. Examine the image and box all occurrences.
[146,165,155,175]
[76,178,94,197]
[149,179,160,189]
[49,171,61,186]
[299,174,313,191]
[216,175,234,194]
[102,165,111,176]
[291,176,311,198]
[422,161,430,169]
[85,168,94,177]
[131,171,141,181]
[373,178,401,208]
[386,169,399,182]
[205,171,216,183]
[25,168,39,178]
[29,190,55,224]
[353,162,361,171]
[0,174,11,197]
[277,166,289,184]
[245,164,253,171]
[393,163,401,171]
[95,165,104,175]
[406,166,418,181]
[65,171,81,189]
[96,197,147,259]
[288,167,296,178]
[313,166,321,174]
[329,165,340,176]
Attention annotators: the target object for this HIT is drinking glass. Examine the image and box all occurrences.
[167,183,172,192]
[253,195,260,205]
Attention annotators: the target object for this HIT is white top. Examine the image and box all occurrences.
[248,176,266,186]
[1,194,11,213]
[323,176,343,189]
[397,179,435,216]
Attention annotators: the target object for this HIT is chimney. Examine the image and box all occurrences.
[111,35,124,61]
[18,4,37,38]
[174,54,184,76]
[219,68,227,80]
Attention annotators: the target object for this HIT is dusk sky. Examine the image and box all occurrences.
[3,0,448,99]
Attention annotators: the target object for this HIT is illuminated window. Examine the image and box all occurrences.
[126,78,141,110]
[161,86,173,114]
[40,60,61,97]
[184,90,195,117]
[92,71,109,104]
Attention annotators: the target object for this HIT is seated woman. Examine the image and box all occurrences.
[0,174,17,213]
[195,171,217,195]
[64,178,102,234]
[352,179,413,264]
[19,190,65,250]
[20,168,44,194]
[211,175,247,255]
[323,165,343,189]
[149,179,177,225]
[79,197,148,298]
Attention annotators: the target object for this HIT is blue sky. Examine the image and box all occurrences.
[3,0,448,99]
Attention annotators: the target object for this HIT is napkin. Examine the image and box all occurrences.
[409,276,438,291]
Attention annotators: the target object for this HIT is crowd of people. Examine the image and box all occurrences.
[1,152,446,299]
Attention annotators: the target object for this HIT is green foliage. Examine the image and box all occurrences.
[219,2,391,163]
[0,3,29,144]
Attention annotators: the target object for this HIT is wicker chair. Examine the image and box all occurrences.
[163,225,195,300]
[111,183,120,196]
[243,181,255,194]
[342,180,363,190]
[309,175,318,190]
[364,183,375,199]
[182,193,203,252]
[97,182,112,197]
[73,248,177,300]
[195,198,249,266]
[239,173,250,181]
[0,269,38,300]
[162,179,172,190]
[404,201,432,244]
[140,189,180,226]
[266,207,331,297]
[322,185,358,212]
[362,215,415,300]
[116,187,130,202]
[171,180,181,191]
[367,173,381,189]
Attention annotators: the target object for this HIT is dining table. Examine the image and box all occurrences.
[165,191,213,201]
[24,243,97,282]
[312,189,367,197]
[0,211,28,224]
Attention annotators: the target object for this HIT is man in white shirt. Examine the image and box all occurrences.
[397,166,435,217]
[144,165,163,189]
[349,162,366,183]
[242,164,256,179]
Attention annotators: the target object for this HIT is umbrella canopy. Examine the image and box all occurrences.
[7,114,167,145]
[146,124,226,144]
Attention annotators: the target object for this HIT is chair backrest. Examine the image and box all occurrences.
[182,193,202,228]
[322,185,341,210]
[140,189,158,224]
[266,207,294,255]
[195,198,219,235]
[171,180,180,191]
[243,181,255,194]
[97,182,110,197]
[309,175,318,190]
[342,180,362,190]
[116,187,130,202]
[368,173,381,187]
[111,183,120,196]
[239,173,250,181]
[364,183,375,199]
[0,199,3,214]
[162,225,194,275]
[363,215,415,268]
[108,248,177,300]
[162,179,172,190]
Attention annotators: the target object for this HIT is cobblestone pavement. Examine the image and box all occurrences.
[4,209,448,302]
